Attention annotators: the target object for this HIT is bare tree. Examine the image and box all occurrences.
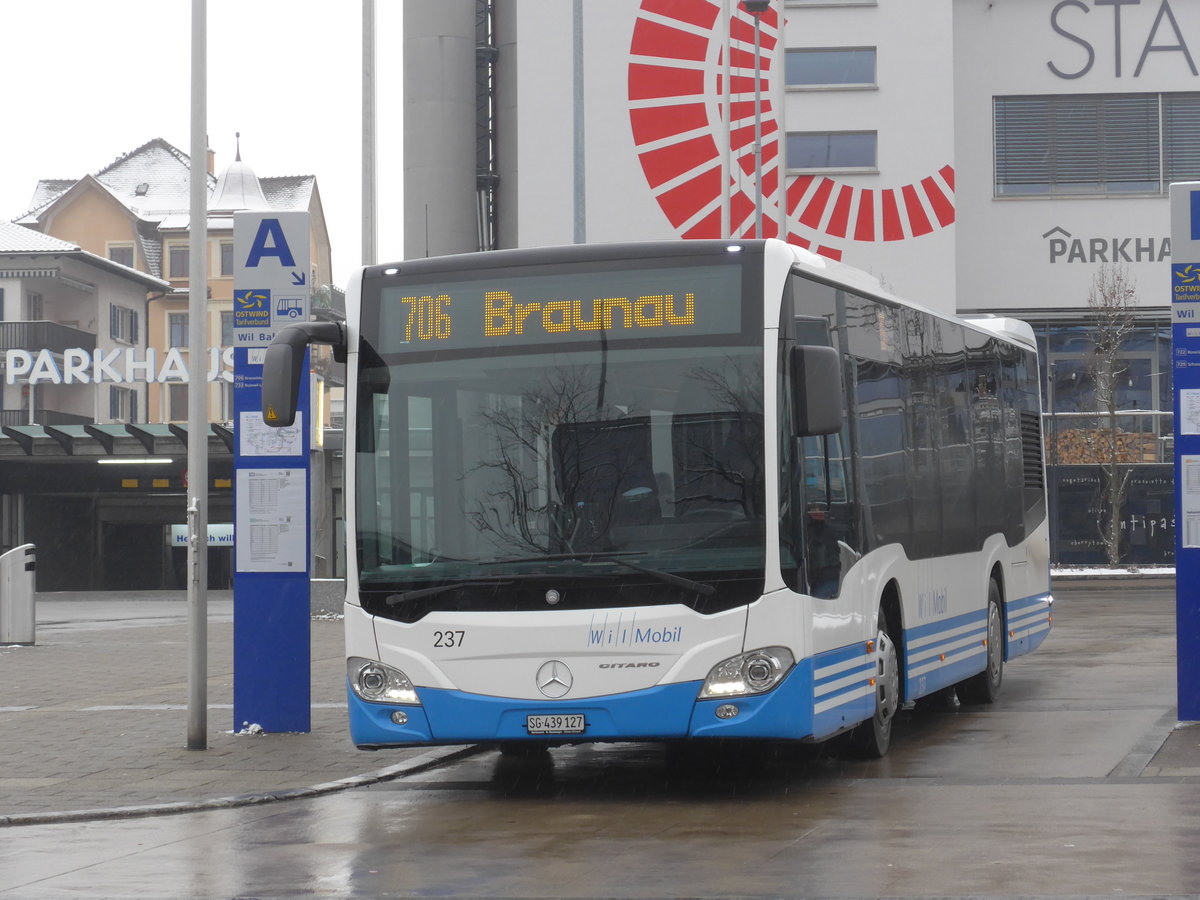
[1086,263,1137,567]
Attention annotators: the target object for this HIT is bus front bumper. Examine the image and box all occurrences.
[347,661,816,748]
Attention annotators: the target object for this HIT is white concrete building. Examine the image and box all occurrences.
[0,221,169,426]
[405,0,1197,564]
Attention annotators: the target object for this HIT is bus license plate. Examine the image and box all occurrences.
[525,714,586,735]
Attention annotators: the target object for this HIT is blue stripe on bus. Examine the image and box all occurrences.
[814,663,874,696]
[905,607,986,642]
[347,662,823,746]
[1005,591,1052,661]
[811,643,868,672]
[422,681,703,742]
[811,642,876,739]
[902,608,988,700]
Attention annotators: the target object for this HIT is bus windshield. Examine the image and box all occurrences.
[355,342,765,619]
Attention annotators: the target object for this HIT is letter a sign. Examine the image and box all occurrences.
[233,210,311,347]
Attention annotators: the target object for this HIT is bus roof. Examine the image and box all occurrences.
[778,240,1036,352]
[362,239,1036,352]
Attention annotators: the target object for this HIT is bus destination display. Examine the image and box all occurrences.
[378,263,743,352]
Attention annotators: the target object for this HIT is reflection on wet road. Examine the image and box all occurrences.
[3,585,1199,899]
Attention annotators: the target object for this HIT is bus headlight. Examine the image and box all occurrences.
[348,657,421,705]
[699,647,794,699]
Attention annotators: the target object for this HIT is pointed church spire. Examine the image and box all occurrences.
[208,133,268,213]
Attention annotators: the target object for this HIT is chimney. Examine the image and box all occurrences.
[207,137,215,175]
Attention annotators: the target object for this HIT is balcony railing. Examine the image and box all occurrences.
[0,321,97,356]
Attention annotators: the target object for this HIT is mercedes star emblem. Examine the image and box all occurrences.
[535,659,573,698]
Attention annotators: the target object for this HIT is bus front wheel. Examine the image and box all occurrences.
[958,579,1004,705]
[845,609,899,758]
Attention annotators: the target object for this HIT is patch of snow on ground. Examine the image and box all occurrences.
[1052,566,1175,577]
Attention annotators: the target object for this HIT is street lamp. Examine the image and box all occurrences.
[744,1,770,239]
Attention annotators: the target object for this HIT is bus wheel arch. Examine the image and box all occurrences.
[880,580,904,685]
[845,580,903,758]
[959,568,1005,705]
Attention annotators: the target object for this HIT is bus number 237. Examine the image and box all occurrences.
[433,630,466,648]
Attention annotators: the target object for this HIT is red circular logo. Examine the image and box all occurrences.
[627,0,955,260]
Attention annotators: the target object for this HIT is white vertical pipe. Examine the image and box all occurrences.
[186,0,209,752]
[573,0,586,244]
[773,1,787,238]
[721,0,732,239]
[753,13,763,238]
[363,0,378,266]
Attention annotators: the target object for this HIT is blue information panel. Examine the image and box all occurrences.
[232,347,312,732]
[1170,183,1200,722]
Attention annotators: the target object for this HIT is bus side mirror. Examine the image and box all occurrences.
[262,321,345,427]
[791,344,843,436]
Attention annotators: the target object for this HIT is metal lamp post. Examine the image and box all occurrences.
[744,1,770,238]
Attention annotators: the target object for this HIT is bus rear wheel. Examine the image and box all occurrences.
[845,609,899,758]
[958,580,1004,705]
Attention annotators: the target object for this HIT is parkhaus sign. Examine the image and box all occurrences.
[1043,226,1171,263]
[4,346,235,385]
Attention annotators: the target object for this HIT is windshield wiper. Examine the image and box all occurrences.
[490,552,715,597]
[384,578,514,607]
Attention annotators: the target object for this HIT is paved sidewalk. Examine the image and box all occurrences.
[0,592,472,826]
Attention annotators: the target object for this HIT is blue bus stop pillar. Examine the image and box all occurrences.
[1169,182,1200,722]
[231,346,312,732]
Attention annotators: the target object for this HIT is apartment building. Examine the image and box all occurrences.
[3,138,336,588]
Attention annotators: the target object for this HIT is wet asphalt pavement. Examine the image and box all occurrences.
[1,578,1198,898]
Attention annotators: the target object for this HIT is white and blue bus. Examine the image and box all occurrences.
[264,239,1052,757]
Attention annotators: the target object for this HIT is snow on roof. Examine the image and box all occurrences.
[262,175,315,210]
[0,220,169,289]
[24,179,75,216]
[96,138,211,220]
[16,140,318,225]
[11,139,321,280]
[15,138,214,225]
[0,220,79,253]
[136,221,162,278]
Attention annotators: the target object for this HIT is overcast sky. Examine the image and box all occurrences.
[1,0,403,287]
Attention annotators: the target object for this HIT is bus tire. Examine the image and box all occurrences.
[959,579,1004,705]
[845,608,900,758]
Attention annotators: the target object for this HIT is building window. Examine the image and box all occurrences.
[220,242,234,276]
[786,48,876,87]
[109,305,139,343]
[25,292,43,320]
[168,312,189,348]
[787,131,877,170]
[220,311,234,346]
[169,245,190,278]
[1163,94,1200,185]
[109,386,138,423]
[994,92,1200,197]
[108,244,135,268]
[168,383,188,422]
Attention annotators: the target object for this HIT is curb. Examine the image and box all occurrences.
[1052,573,1175,581]
[0,745,484,828]
[1052,572,1176,590]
